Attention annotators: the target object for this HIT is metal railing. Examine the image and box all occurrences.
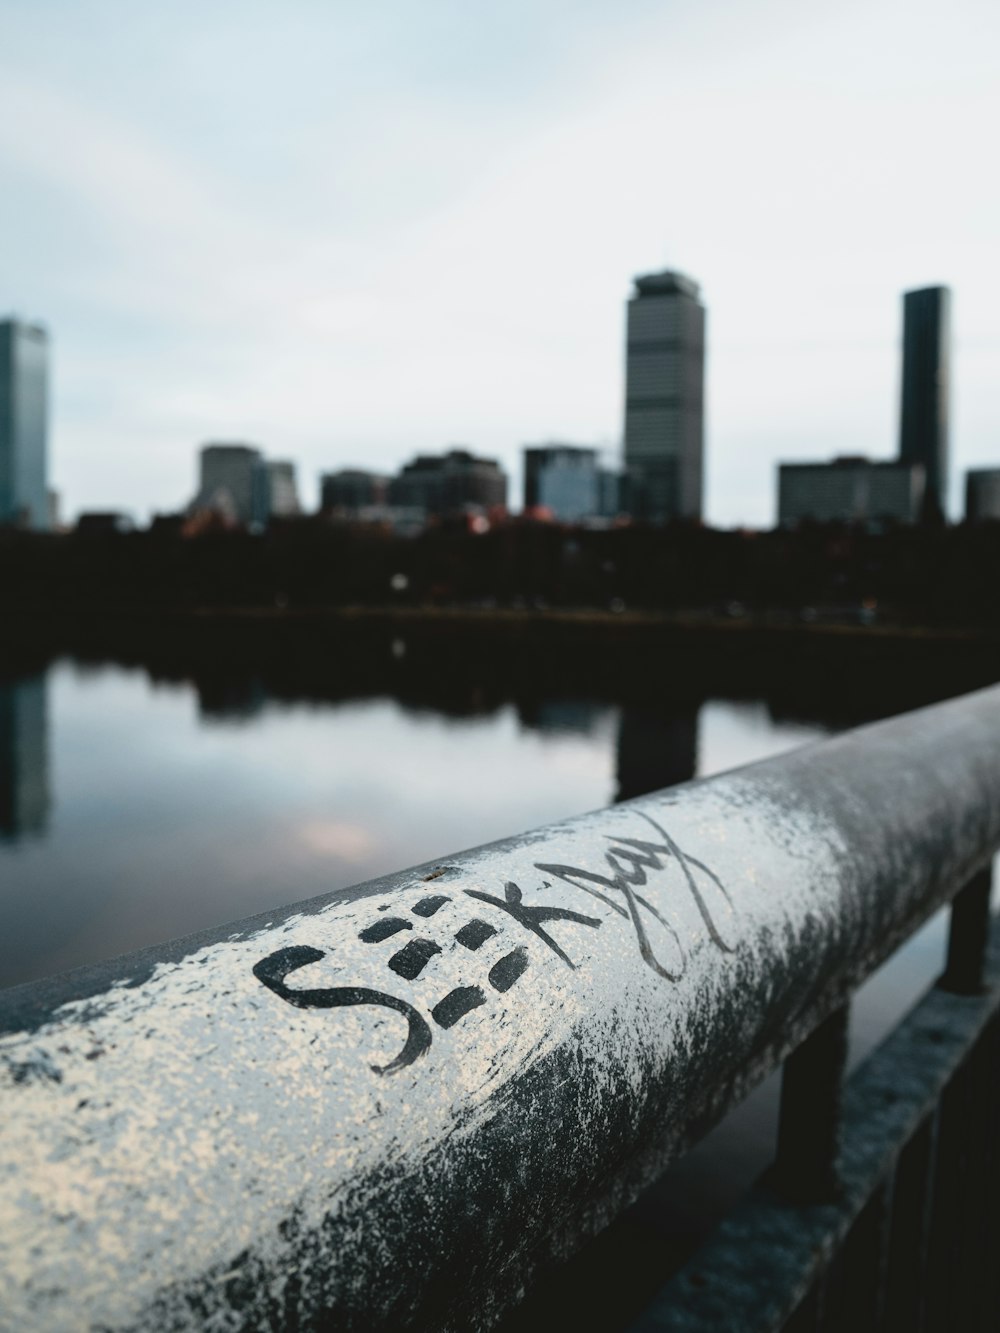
[2,686,1000,1330]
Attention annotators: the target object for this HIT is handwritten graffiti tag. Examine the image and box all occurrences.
[253,946,432,1076]
[535,810,735,981]
[253,812,736,1074]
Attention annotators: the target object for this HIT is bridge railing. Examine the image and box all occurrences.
[2,686,1000,1330]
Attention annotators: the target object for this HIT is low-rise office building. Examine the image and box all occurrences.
[596,468,622,520]
[320,469,388,514]
[965,469,1000,522]
[192,443,262,525]
[75,512,135,536]
[389,449,507,517]
[523,445,599,522]
[777,456,925,527]
[523,445,623,522]
[190,445,300,528]
[254,460,300,521]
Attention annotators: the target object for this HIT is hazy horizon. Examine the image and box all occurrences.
[2,0,998,525]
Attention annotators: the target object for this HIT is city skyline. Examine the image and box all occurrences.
[4,272,994,533]
[20,272,985,533]
[1,0,998,525]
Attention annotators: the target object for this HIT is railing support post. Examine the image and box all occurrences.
[940,863,993,995]
[773,1001,850,1202]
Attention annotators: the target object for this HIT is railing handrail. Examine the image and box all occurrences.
[3,686,1000,1330]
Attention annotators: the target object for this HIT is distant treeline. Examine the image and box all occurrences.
[2,519,999,623]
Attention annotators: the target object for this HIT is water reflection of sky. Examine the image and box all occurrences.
[0,662,835,990]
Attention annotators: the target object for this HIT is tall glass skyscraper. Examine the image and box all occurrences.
[0,319,49,530]
[623,271,705,523]
[899,286,950,521]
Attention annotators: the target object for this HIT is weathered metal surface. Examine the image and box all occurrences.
[627,919,1000,1332]
[2,686,1000,1331]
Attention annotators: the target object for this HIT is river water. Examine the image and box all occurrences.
[0,658,839,990]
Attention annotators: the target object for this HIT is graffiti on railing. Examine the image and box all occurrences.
[535,810,736,981]
[253,810,736,1074]
[252,886,601,1075]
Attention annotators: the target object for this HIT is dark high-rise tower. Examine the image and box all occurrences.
[623,271,705,523]
[899,286,950,520]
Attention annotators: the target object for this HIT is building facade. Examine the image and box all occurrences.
[596,468,621,519]
[320,470,388,514]
[899,286,950,520]
[389,449,507,516]
[777,457,925,527]
[195,444,263,525]
[523,445,598,521]
[0,319,49,530]
[253,460,300,523]
[623,271,705,523]
[965,468,1000,523]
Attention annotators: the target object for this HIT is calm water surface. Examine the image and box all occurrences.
[1,660,830,990]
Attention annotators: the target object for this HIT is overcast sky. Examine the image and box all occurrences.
[2,0,997,524]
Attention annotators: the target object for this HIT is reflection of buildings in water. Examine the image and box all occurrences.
[516,698,612,737]
[615,704,699,803]
[0,675,51,839]
[196,676,269,723]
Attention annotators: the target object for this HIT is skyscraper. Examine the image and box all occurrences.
[623,271,705,523]
[0,319,49,530]
[899,286,950,520]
